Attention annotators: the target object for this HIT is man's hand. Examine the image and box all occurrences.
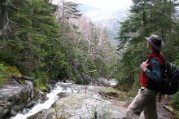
[140,62,149,72]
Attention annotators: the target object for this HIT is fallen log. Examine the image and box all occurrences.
[163,105,174,113]
[163,105,179,118]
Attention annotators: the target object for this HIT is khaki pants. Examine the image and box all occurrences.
[126,87,158,119]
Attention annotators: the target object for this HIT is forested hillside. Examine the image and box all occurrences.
[116,0,179,110]
[0,0,117,87]
[1,0,179,114]
[55,1,118,83]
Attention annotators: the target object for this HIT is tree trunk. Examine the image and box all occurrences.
[143,0,148,35]
[0,0,6,30]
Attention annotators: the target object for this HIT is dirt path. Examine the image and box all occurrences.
[124,96,175,119]
[157,104,174,119]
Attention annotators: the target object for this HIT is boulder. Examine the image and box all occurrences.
[27,109,54,119]
[26,85,127,119]
[0,78,38,119]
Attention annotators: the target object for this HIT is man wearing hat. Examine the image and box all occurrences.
[126,34,165,119]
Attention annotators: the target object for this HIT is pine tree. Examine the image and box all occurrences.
[0,0,66,82]
[0,0,7,30]
[116,0,179,91]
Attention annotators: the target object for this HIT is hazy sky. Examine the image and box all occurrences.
[52,0,133,10]
[52,0,133,21]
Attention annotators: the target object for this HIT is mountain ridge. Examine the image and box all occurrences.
[78,4,130,45]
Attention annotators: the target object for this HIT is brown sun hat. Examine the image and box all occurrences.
[145,34,165,51]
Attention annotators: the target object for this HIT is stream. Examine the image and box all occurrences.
[10,82,73,119]
[7,79,175,119]
[10,80,128,119]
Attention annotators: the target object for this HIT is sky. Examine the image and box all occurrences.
[69,0,132,10]
[52,0,133,9]
[52,0,133,21]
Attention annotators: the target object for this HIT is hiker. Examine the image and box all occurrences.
[126,34,165,119]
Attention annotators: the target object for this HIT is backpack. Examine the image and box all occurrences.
[155,58,179,95]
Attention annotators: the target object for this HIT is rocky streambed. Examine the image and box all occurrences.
[0,78,175,119]
[11,82,127,119]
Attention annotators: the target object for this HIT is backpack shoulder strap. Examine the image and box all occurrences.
[152,57,164,65]
[152,56,164,102]
[148,52,164,64]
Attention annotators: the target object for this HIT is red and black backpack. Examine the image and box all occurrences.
[148,56,179,95]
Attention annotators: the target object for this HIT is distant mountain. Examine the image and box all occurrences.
[77,4,101,13]
[93,10,128,38]
[78,4,130,46]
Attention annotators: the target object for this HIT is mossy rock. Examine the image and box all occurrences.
[0,79,6,85]
[99,87,120,99]
[39,84,48,92]
[0,64,10,84]
[99,87,133,101]
[5,65,22,77]
[101,87,119,93]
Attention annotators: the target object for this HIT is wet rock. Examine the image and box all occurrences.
[36,89,47,103]
[25,101,37,109]
[99,91,119,98]
[9,82,174,119]
[0,78,38,119]
[47,80,57,90]
[57,92,67,98]
[98,77,118,87]
[27,109,54,119]
[24,80,33,89]
[10,110,17,116]
[30,85,127,119]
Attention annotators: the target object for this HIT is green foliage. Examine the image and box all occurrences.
[0,0,66,82]
[114,41,147,91]
[116,0,179,108]
[34,71,48,83]
[0,63,7,71]
[63,2,82,19]
[0,63,8,85]
[0,0,117,89]
[5,65,22,77]
[32,71,48,91]
[60,30,113,84]
[58,16,114,83]
[0,79,5,85]
[170,92,179,110]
